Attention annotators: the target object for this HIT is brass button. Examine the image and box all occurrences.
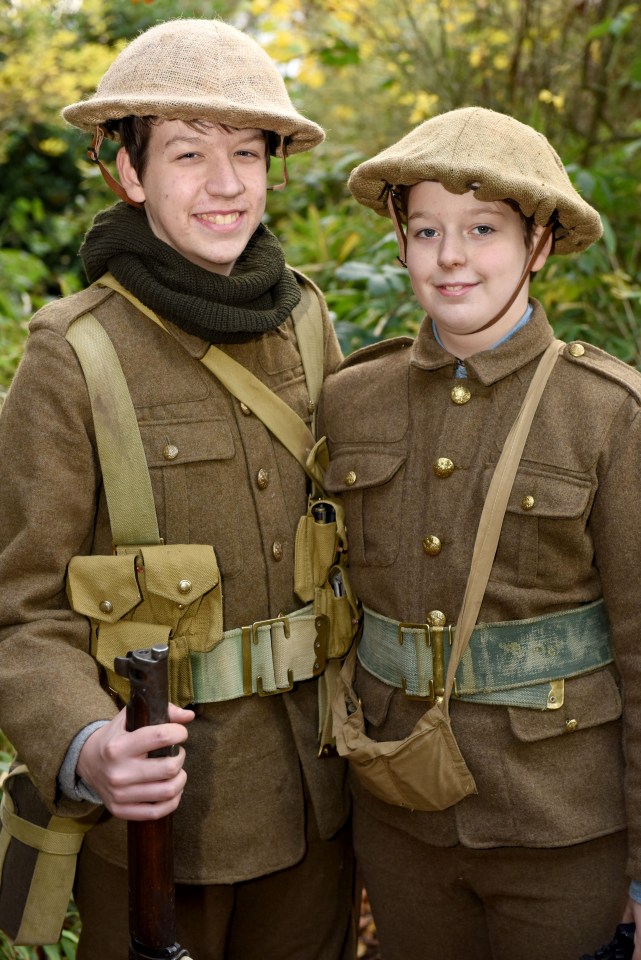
[422,535,442,556]
[565,718,578,732]
[178,579,192,595]
[240,402,252,416]
[433,457,454,478]
[426,610,446,627]
[272,541,283,561]
[256,468,270,490]
[344,471,357,486]
[451,384,471,405]
[568,343,585,358]
[99,600,113,614]
[521,495,535,511]
[162,443,179,461]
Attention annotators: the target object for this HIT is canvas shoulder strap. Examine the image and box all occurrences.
[443,337,565,708]
[94,273,325,488]
[65,312,160,546]
[288,269,326,430]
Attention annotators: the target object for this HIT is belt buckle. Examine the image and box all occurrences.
[397,621,452,702]
[251,616,294,696]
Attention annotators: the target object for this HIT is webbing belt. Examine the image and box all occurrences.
[190,604,323,702]
[359,600,612,710]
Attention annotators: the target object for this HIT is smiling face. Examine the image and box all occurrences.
[116,119,268,275]
[406,181,551,358]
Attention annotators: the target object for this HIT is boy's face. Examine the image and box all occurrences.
[405,181,550,358]
[116,120,268,275]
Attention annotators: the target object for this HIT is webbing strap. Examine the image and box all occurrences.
[0,766,101,945]
[65,314,160,546]
[189,604,319,702]
[95,273,325,488]
[443,338,565,709]
[360,600,612,708]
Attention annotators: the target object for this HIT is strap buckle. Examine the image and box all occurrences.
[397,621,453,702]
[249,616,295,696]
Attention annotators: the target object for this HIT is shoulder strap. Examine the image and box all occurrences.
[65,313,161,547]
[289,272,326,431]
[94,273,325,489]
[443,338,564,708]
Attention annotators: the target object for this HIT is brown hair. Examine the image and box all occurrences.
[105,116,276,181]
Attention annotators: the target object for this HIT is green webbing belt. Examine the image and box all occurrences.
[359,600,612,709]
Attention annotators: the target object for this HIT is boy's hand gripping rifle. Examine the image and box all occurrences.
[114,645,192,960]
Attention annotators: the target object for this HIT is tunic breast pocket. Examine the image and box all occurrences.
[324,449,406,567]
[486,462,594,587]
[139,418,244,579]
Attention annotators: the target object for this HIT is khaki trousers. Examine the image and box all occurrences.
[354,803,628,960]
[75,815,355,960]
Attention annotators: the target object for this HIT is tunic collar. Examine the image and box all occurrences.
[409,298,556,386]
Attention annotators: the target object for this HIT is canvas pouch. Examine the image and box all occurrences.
[294,492,360,660]
[66,543,223,706]
[331,646,476,810]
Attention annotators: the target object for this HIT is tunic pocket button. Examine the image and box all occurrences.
[422,535,442,556]
[163,443,179,461]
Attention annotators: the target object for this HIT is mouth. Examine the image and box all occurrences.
[436,282,478,296]
[195,211,242,226]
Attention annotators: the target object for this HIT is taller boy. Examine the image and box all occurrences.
[0,19,353,960]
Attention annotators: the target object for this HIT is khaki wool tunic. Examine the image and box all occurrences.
[0,278,349,885]
[319,301,641,879]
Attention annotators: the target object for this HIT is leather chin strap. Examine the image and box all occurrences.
[88,126,289,204]
[88,126,143,208]
[386,185,554,331]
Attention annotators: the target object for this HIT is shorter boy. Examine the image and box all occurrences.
[320,107,641,960]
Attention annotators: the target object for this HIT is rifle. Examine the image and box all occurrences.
[114,645,192,960]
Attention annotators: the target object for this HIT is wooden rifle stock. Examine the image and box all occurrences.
[114,645,192,960]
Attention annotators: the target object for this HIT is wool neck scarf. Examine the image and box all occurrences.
[80,202,301,343]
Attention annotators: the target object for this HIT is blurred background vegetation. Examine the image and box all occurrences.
[0,0,640,955]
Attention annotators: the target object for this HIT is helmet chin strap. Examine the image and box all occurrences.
[88,126,143,208]
[386,185,553,331]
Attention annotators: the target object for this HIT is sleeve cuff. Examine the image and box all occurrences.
[58,721,108,804]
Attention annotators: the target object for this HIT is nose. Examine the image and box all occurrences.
[437,232,466,268]
[204,156,244,198]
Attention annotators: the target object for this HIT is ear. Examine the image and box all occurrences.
[529,223,553,272]
[116,147,146,205]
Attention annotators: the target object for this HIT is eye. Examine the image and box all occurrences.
[415,227,439,239]
[472,224,494,236]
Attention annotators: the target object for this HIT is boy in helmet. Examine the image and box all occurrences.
[320,107,641,959]
[0,19,354,960]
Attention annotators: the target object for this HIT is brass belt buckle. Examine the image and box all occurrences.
[397,621,452,702]
[251,616,294,696]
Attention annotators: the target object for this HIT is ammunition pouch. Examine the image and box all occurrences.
[294,493,360,661]
[66,543,223,706]
[0,764,100,946]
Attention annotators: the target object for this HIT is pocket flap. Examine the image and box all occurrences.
[66,554,141,622]
[139,418,234,467]
[508,668,622,742]
[485,463,592,520]
[324,450,406,494]
[140,544,220,603]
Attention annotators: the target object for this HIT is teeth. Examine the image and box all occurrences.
[198,212,240,225]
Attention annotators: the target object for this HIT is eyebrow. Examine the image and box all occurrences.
[162,130,265,150]
[407,204,508,223]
